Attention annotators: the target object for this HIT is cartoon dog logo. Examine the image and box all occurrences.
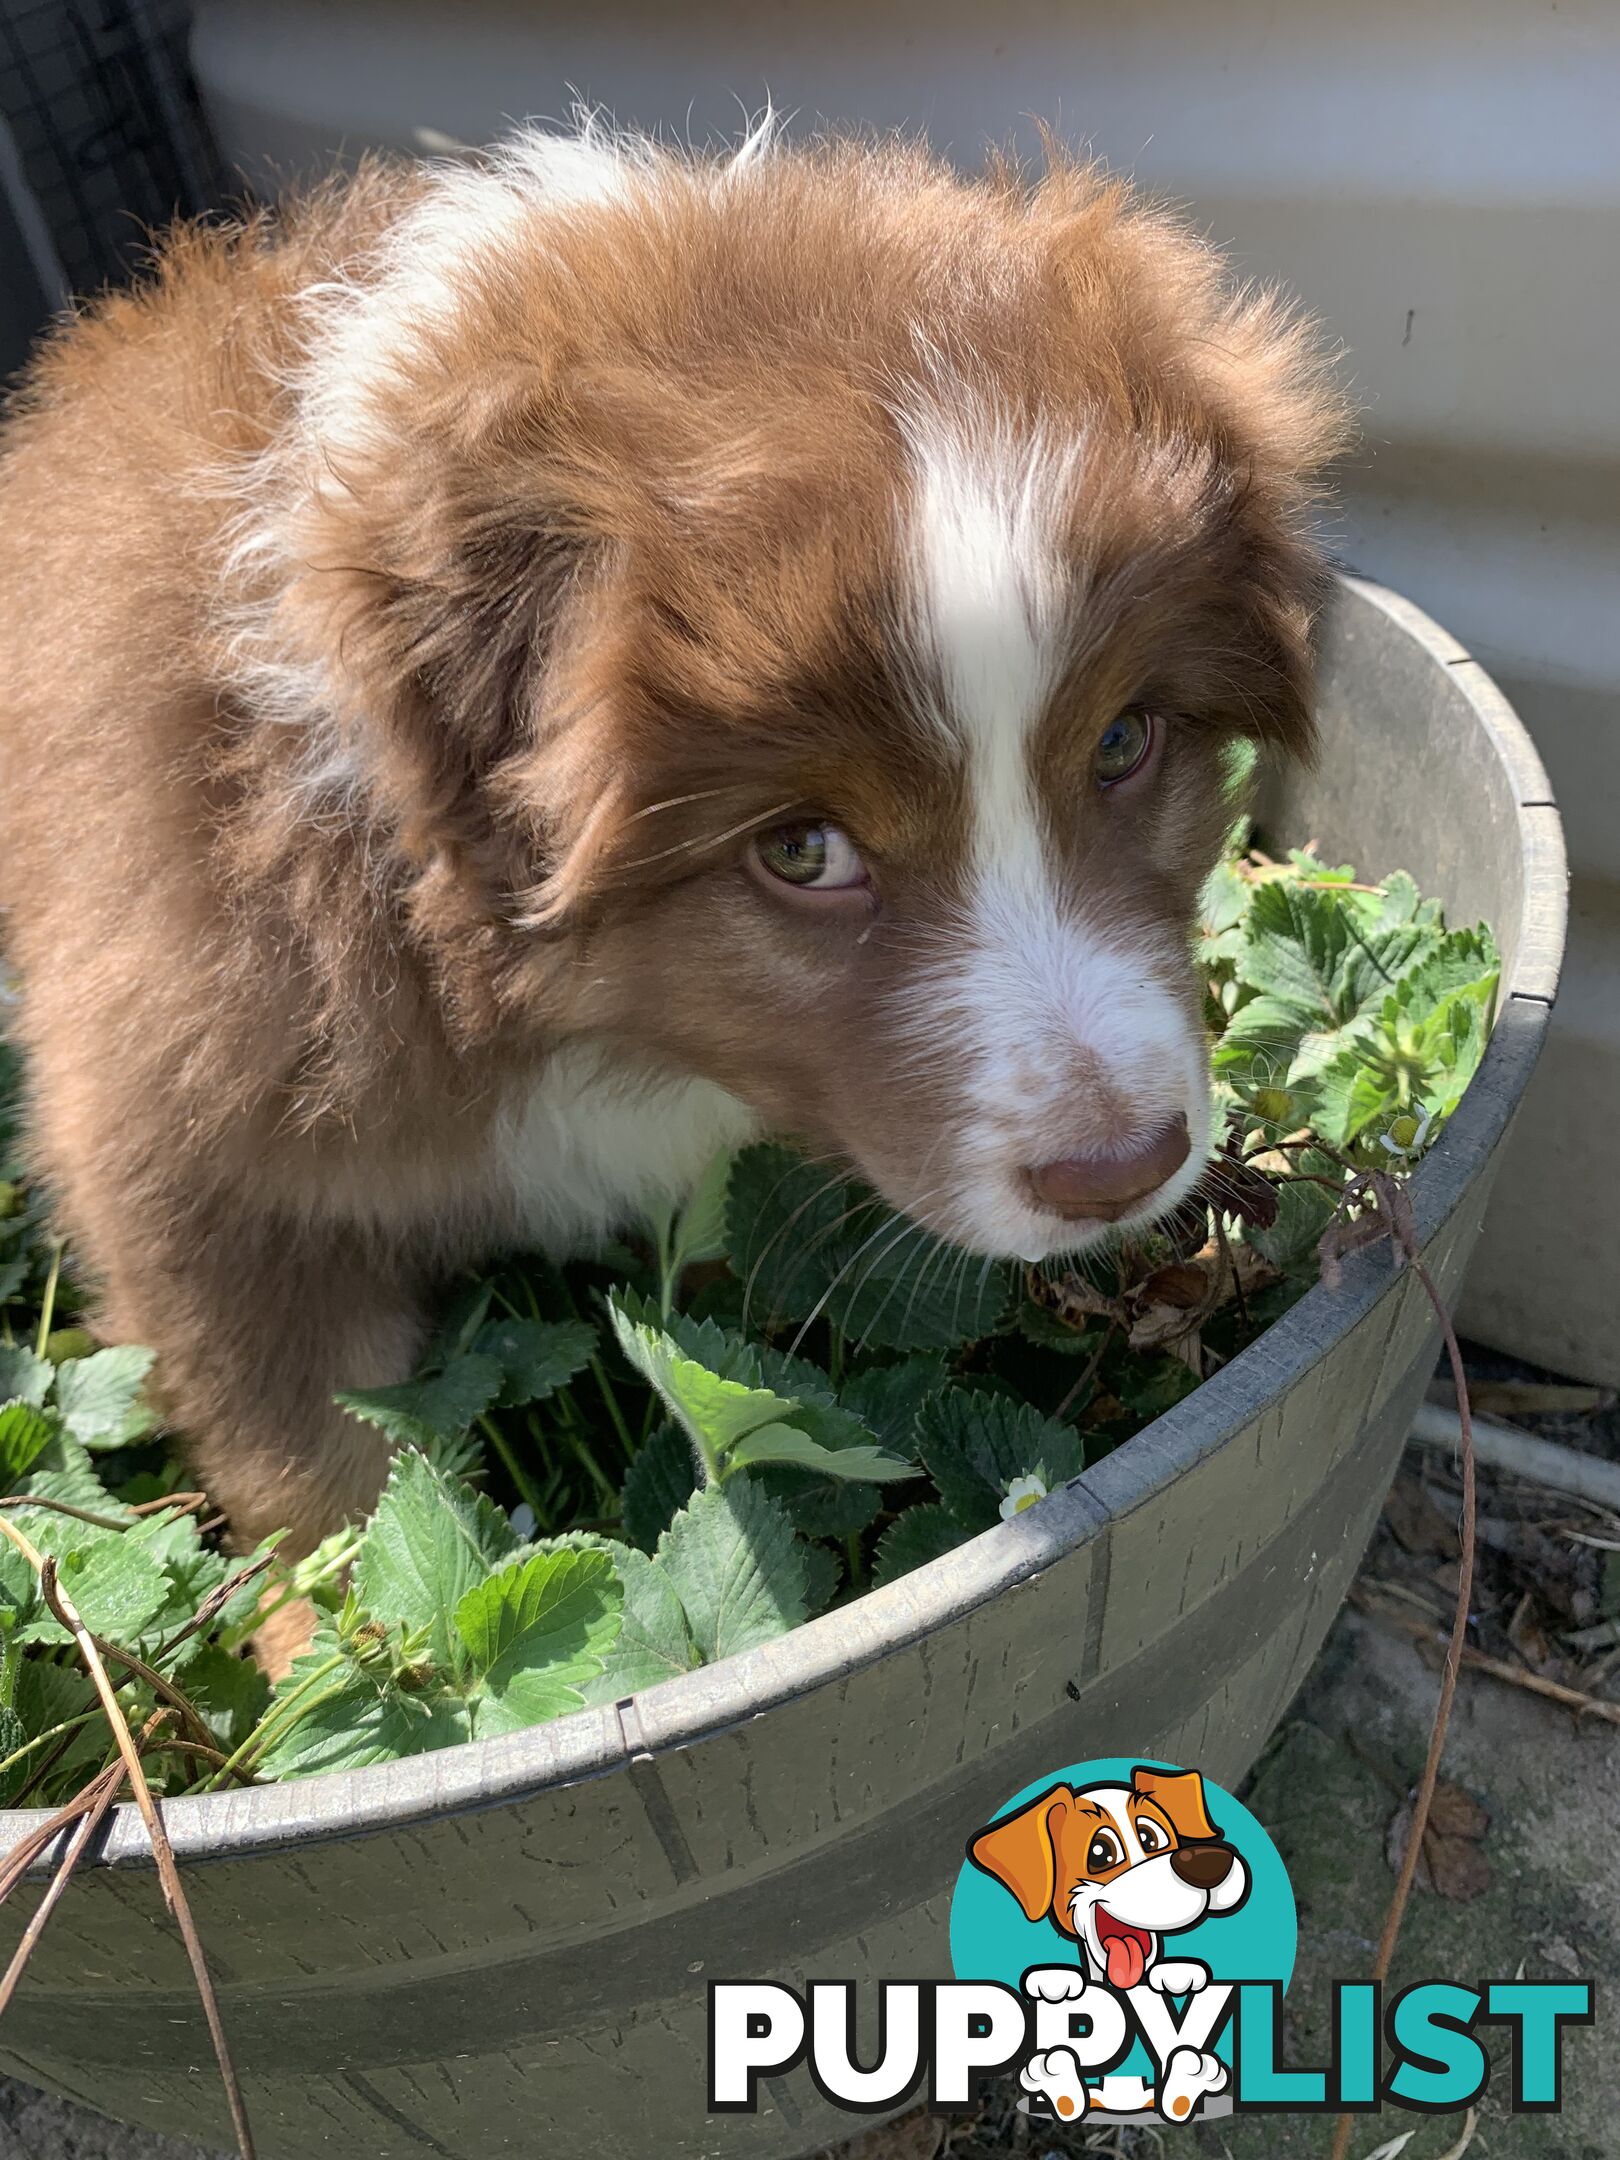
[968,1765,1249,2122]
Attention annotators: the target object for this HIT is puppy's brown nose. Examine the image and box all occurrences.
[1170,1843,1235,1890]
[1025,1118,1190,1222]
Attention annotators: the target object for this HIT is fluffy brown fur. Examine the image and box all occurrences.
[0,128,1348,1614]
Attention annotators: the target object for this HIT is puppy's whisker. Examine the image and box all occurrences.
[617,803,796,875]
[616,785,741,830]
[850,1186,959,1346]
[787,1198,940,1357]
[739,1169,859,1334]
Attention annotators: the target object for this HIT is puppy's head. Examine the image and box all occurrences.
[970,1767,1249,1986]
[269,126,1349,1258]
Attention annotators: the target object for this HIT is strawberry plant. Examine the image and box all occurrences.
[0,841,1498,1795]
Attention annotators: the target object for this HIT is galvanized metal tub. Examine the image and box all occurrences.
[0,575,1567,2159]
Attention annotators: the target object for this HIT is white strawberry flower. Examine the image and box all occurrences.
[1000,1472,1048,1520]
[1378,1107,1435,1164]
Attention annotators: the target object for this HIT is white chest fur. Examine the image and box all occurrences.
[489,1043,760,1252]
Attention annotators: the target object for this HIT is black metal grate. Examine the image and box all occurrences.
[0,0,226,300]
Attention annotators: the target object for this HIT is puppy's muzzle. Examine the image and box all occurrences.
[1169,1843,1238,1891]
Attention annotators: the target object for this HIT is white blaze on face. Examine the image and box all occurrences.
[900,402,1208,1258]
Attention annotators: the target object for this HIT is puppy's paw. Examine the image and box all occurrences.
[1019,2047,1089,2121]
[1022,1965,1088,2003]
[1146,1958,1210,1996]
[1157,2045,1227,2122]
[249,1591,317,1680]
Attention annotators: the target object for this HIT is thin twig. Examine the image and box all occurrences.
[0,1494,137,1533]
[1356,1599,1620,1726]
[158,1548,275,1660]
[1053,1326,1114,1425]
[0,1760,125,1906]
[84,1637,223,1761]
[129,1491,210,1518]
[1212,1211,1251,1334]
[0,1514,256,2159]
[1326,1210,1475,2160]
[0,1713,172,2020]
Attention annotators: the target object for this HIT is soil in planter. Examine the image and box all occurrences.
[0,837,1499,1796]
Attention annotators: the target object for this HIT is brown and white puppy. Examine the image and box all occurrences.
[0,121,1346,1577]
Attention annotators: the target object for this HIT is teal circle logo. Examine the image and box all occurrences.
[950,1758,1294,2110]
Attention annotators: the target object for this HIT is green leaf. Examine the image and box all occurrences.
[873,1503,969,1585]
[0,1400,59,1484]
[1245,1159,1341,1271]
[831,1228,1013,1354]
[0,1532,37,1622]
[0,1704,31,1803]
[754,1464,883,1540]
[726,1143,856,1328]
[1312,1048,1401,1149]
[177,1642,272,1752]
[214,1536,288,1633]
[10,1659,103,1792]
[14,1431,126,1515]
[1197,853,1252,968]
[646,1306,895,1463]
[470,1318,596,1410]
[724,1423,920,1483]
[1112,1354,1203,1423]
[128,1507,229,1640]
[610,1296,915,1485]
[0,1345,53,1411]
[583,1545,699,1700]
[801,1540,843,1616]
[725,1144,1012,1351]
[1224,880,1443,1085]
[609,1299,801,1472]
[915,1390,1085,1532]
[620,1421,699,1553]
[336,1353,504,1448]
[838,1356,948,1453]
[352,1449,517,1672]
[1365,869,1442,931]
[656,1478,808,1661]
[15,1533,171,1645]
[670,1148,734,1271]
[255,1635,471,1780]
[426,1278,496,1367]
[52,1346,157,1450]
[1384,935,1498,1032]
[1310,930,1498,1149]
[456,1546,622,1736]
[1014,1298,1104,1355]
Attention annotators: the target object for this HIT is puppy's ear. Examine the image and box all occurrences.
[1040,159,1350,764]
[1131,1766,1220,1845]
[270,355,606,942]
[969,1786,1075,1923]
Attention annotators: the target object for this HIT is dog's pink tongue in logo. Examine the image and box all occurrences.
[1097,1915,1150,1990]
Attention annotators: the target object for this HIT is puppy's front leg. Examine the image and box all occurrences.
[93,1205,425,1654]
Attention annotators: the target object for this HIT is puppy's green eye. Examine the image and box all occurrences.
[754,822,867,891]
[1096,708,1155,786]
